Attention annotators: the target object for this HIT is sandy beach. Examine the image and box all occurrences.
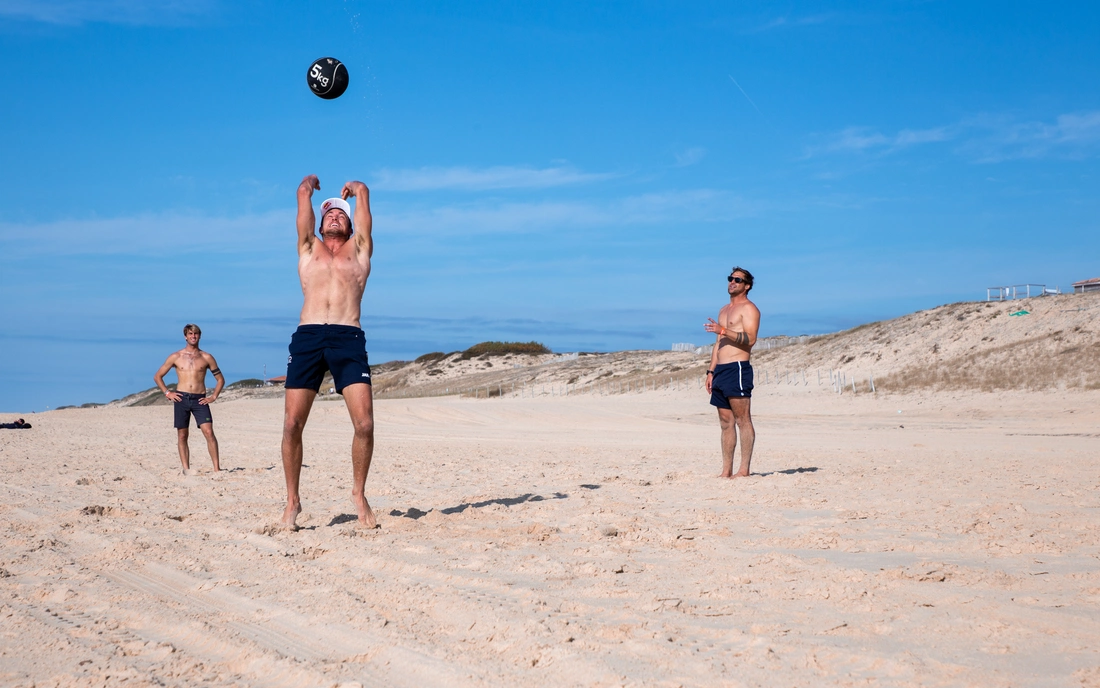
[6,2,1098,684]
[3,375,1099,686]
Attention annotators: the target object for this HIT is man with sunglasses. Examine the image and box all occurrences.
[703,267,760,478]
[280,175,376,531]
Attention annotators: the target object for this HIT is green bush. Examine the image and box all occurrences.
[460,341,551,359]
[415,352,448,364]
[228,378,264,389]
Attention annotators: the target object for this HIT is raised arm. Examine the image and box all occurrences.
[342,181,373,259]
[154,354,182,402]
[200,353,225,404]
[297,175,320,255]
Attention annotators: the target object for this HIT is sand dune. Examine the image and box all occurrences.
[754,291,1100,393]
[95,292,1099,414]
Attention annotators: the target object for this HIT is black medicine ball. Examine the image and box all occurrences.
[307,57,349,99]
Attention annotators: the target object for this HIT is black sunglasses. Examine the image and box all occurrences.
[727,275,747,284]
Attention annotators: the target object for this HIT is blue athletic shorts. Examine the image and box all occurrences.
[285,324,372,393]
[173,392,212,429]
[710,361,754,408]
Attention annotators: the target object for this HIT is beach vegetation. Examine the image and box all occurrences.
[228,378,264,389]
[460,341,551,359]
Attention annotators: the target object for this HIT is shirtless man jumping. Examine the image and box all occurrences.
[154,324,225,474]
[703,267,760,478]
[281,175,376,530]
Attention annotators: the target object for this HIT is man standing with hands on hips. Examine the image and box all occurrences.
[704,267,760,478]
[154,324,224,475]
[281,174,376,530]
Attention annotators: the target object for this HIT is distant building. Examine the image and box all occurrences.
[1073,277,1100,294]
[265,375,287,386]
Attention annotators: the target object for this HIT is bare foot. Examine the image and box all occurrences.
[280,501,302,531]
[352,493,378,529]
[182,467,193,476]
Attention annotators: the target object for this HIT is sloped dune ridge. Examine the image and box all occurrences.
[754,291,1100,393]
[106,291,1099,409]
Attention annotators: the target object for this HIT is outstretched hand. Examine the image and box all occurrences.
[704,317,724,335]
[341,180,368,200]
[300,174,320,195]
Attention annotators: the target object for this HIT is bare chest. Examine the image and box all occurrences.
[300,248,368,287]
[721,305,746,329]
[176,352,206,372]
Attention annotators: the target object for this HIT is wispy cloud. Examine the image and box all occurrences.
[805,125,951,157]
[0,188,764,258]
[0,0,216,25]
[751,13,832,32]
[0,210,286,257]
[382,189,763,236]
[673,147,706,167]
[806,110,1100,162]
[371,165,619,191]
[958,111,1100,163]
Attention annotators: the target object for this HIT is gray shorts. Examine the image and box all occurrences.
[173,392,212,429]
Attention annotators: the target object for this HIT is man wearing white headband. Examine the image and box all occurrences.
[280,174,376,530]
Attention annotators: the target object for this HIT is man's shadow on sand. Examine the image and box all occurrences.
[325,472,815,526]
[755,466,819,477]
[381,491,570,522]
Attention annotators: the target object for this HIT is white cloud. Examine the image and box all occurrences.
[0,188,764,257]
[0,0,214,26]
[674,147,706,167]
[806,125,950,157]
[0,209,286,257]
[752,13,832,32]
[807,111,1100,163]
[371,165,619,192]
[381,189,762,236]
[959,111,1100,162]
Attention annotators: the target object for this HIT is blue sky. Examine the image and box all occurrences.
[1,1,1098,411]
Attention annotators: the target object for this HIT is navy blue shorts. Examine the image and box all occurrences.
[286,324,372,393]
[710,361,754,408]
[174,392,212,429]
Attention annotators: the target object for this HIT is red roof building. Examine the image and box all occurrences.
[1073,277,1100,294]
